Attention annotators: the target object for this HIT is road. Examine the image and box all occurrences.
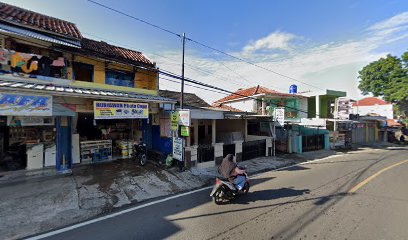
[32,147,408,240]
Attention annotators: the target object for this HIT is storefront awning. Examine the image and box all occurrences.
[53,104,75,117]
[0,76,175,103]
[0,23,81,48]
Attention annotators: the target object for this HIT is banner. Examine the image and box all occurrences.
[335,98,351,120]
[94,101,149,119]
[0,93,52,116]
[178,110,191,126]
[172,137,184,161]
[274,107,285,127]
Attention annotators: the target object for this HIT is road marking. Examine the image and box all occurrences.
[348,159,408,194]
[26,151,377,239]
[26,186,213,240]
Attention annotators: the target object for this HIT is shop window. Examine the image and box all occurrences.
[73,62,94,82]
[105,70,134,88]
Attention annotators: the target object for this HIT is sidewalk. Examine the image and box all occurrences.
[0,144,401,239]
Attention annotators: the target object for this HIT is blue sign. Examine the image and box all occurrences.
[0,93,52,116]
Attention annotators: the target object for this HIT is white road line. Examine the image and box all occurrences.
[27,149,379,239]
[26,186,212,240]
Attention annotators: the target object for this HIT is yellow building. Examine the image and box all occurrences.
[0,2,174,172]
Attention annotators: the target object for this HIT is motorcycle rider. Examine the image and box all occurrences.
[218,154,246,190]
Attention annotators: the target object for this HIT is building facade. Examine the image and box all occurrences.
[0,3,174,173]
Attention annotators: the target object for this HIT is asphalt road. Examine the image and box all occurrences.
[35,147,408,240]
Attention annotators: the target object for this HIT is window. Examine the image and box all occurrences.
[105,70,134,88]
[73,62,94,82]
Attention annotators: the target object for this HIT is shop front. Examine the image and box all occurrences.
[75,100,150,163]
[0,93,74,173]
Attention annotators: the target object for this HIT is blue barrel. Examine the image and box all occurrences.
[289,84,297,94]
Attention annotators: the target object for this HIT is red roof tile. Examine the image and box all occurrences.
[0,2,82,39]
[81,38,153,66]
[214,85,301,104]
[211,103,243,112]
[352,97,391,107]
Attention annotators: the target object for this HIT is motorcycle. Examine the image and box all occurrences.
[132,140,147,166]
[210,168,250,205]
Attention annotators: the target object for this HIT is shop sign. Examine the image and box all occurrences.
[274,107,285,127]
[0,93,52,116]
[94,101,149,119]
[172,137,184,161]
[171,110,191,128]
[178,110,191,126]
[335,98,351,120]
[170,111,179,131]
[180,126,190,137]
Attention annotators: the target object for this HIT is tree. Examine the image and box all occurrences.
[358,51,408,117]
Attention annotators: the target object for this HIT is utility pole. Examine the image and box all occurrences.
[180,33,186,110]
[180,33,186,171]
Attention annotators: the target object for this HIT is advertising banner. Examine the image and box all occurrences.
[94,101,149,119]
[172,137,184,161]
[178,110,191,126]
[274,107,285,127]
[335,98,351,120]
[0,93,52,116]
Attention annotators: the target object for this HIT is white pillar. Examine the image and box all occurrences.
[315,95,320,118]
[212,119,216,144]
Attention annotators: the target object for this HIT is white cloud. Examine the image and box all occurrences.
[242,31,296,53]
[154,12,408,104]
[368,12,408,31]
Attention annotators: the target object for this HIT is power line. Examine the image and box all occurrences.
[157,69,313,116]
[86,0,325,91]
[86,0,181,38]
[186,38,324,90]
[0,9,316,117]
[83,32,254,90]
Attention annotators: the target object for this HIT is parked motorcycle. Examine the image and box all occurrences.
[132,140,147,166]
[210,168,250,205]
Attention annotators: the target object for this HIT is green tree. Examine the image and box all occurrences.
[358,51,408,117]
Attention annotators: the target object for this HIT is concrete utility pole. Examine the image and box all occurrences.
[180,33,186,110]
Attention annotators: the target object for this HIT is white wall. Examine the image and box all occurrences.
[225,99,255,112]
[351,104,393,119]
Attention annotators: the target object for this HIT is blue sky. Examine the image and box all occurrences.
[3,0,408,102]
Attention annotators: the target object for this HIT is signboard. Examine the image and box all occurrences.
[178,110,191,126]
[180,126,190,137]
[172,137,184,161]
[274,107,285,127]
[170,111,179,131]
[335,98,351,120]
[94,101,148,119]
[0,93,52,116]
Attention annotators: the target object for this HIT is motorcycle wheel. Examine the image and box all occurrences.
[139,154,147,166]
[243,182,250,194]
[212,188,226,205]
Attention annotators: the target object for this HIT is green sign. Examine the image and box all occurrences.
[180,126,190,137]
[171,111,179,131]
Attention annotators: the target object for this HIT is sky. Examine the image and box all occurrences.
[3,0,408,103]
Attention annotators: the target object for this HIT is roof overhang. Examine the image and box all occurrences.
[0,23,81,48]
[0,75,175,103]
